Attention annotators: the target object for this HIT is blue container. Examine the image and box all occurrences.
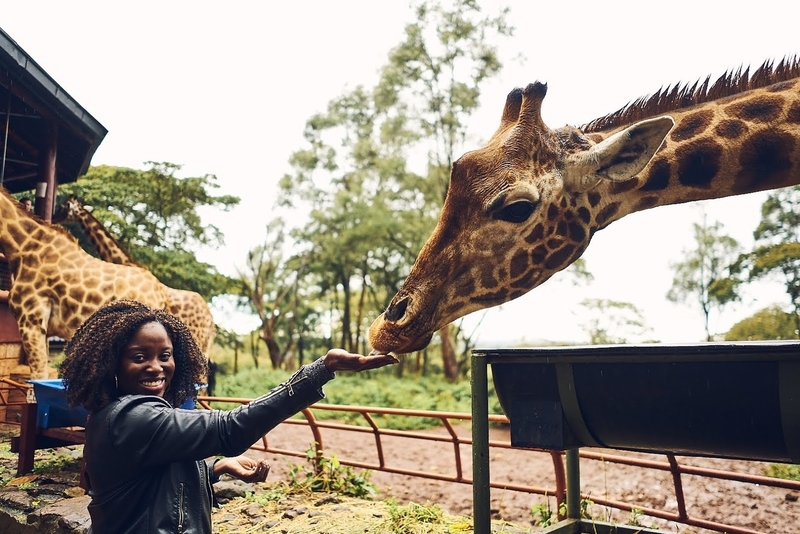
[28,379,90,429]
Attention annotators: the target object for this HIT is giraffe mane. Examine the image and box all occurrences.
[582,55,800,133]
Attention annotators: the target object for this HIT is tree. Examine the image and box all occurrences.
[667,213,741,341]
[273,1,513,377]
[578,298,652,344]
[237,219,302,369]
[57,162,239,298]
[374,0,514,380]
[724,305,797,341]
[736,186,800,338]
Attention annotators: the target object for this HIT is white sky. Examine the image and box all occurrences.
[3,1,799,344]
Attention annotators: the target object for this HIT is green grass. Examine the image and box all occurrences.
[765,463,800,481]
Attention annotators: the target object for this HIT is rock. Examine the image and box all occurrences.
[214,479,255,504]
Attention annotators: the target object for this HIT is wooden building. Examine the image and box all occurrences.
[0,26,106,420]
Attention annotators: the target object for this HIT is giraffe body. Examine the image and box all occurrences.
[369,57,800,353]
[53,196,216,357]
[0,188,169,378]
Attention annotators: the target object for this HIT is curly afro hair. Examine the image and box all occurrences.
[60,299,208,412]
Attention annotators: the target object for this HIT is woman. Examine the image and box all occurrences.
[60,299,398,534]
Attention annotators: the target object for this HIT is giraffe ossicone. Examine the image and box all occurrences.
[369,57,800,354]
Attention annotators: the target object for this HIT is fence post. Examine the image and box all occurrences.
[471,351,490,534]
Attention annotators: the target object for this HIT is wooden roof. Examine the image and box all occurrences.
[0,27,107,194]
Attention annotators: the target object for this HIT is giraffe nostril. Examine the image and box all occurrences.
[384,296,409,323]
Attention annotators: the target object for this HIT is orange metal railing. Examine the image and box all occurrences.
[196,395,800,534]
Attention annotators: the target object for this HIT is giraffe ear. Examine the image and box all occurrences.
[563,116,674,192]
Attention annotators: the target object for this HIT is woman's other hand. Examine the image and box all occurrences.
[214,455,270,483]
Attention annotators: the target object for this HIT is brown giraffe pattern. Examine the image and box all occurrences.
[0,187,169,378]
[53,196,217,357]
[369,57,800,354]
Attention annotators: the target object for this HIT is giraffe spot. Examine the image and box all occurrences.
[480,269,497,290]
[546,238,564,249]
[670,110,713,141]
[544,244,577,270]
[472,288,509,305]
[787,102,800,124]
[547,204,559,220]
[559,197,568,208]
[608,178,638,195]
[635,196,660,211]
[577,207,591,224]
[595,202,621,228]
[587,192,601,207]
[676,139,722,188]
[556,221,567,237]
[724,95,784,123]
[640,158,670,191]
[568,222,587,243]
[454,278,476,299]
[511,269,537,289]
[733,130,796,193]
[531,245,547,264]
[509,249,529,279]
[714,119,747,139]
[86,292,103,306]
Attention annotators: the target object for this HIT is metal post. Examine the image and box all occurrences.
[566,448,580,519]
[471,352,490,534]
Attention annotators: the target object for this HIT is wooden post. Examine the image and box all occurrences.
[16,402,37,475]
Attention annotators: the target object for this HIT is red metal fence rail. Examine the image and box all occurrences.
[197,395,800,534]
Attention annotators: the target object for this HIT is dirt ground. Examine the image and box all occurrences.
[254,421,800,533]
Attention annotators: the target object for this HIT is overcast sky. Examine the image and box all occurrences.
[3,1,799,343]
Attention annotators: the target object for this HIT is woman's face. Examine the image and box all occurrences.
[117,321,175,397]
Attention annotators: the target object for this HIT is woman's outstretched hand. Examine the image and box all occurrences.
[322,349,399,373]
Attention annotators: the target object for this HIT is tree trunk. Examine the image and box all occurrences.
[439,323,458,381]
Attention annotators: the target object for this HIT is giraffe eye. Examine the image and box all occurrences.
[494,201,535,223]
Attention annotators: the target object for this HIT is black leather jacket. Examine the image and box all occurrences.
[84,359,334,534]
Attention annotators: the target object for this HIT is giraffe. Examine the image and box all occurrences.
[369,57,800,354]
[52,196,217,358]
[0,187,169,379]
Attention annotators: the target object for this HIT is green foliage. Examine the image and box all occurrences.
[32,453,83,475]
[56,161,239,298]
[667,214,742,341]
[530,500,556,527]
[579,298,651,344]
[724,305,798,340]
[385,499,446,533]
[736,186,800,336]
[286,446,376,498]
[765,463,800,481]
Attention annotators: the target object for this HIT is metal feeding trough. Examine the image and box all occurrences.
[470,341,800,534]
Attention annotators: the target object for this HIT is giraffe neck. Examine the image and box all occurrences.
[0,189,58,268]
[69,203,140,267]
[584,70,800,228]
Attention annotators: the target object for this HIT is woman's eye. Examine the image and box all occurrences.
[494,201,535,223]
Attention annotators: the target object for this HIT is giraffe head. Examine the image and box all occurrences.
[369,82,674,353]
[51,195,81,223]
